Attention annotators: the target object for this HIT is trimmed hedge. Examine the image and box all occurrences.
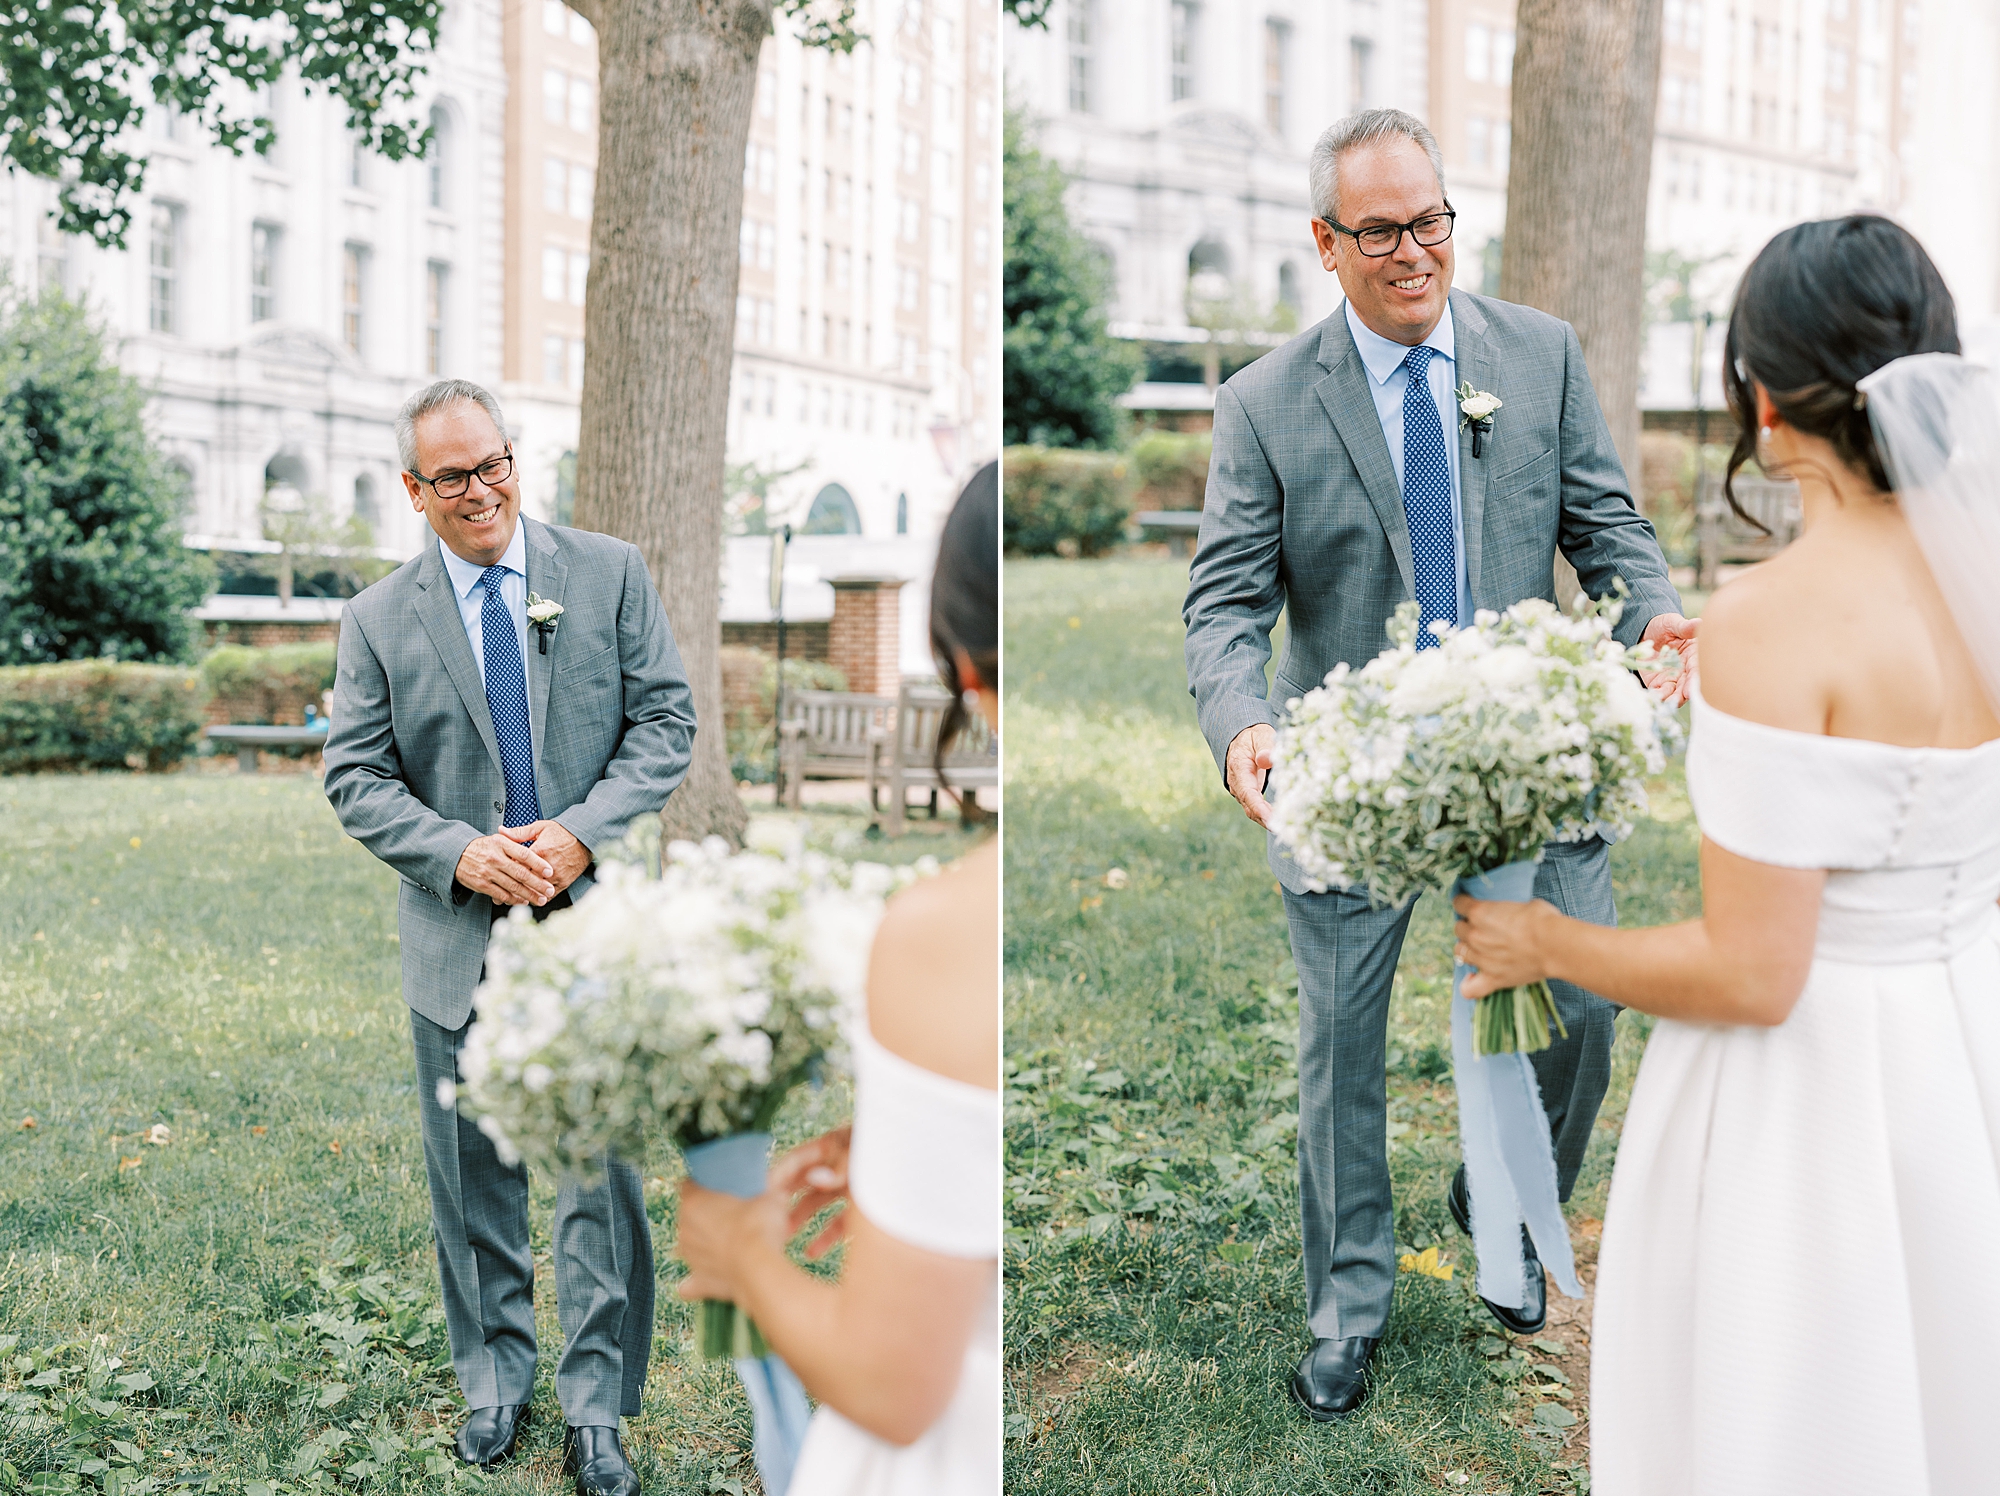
[202,642,337,725]
[1129,429,1212,510]
[1002,446,1133,557]
[0,662,208,772]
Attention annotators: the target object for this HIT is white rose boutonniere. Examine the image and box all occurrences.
[1456,382,1503,458]
[526,592,564,654]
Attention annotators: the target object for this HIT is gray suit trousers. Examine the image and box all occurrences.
[411,1009,655,1425]
[1284,835,1619,1341]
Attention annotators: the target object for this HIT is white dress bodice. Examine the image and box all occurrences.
[1685,690,2000,963]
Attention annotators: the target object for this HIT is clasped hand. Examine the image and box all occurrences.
[1452,894,1563,1000]
[676,1125,854,1302]
[1640,612,1701,708]
[454,819,590,906]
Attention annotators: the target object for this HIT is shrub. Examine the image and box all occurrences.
[727,654,850,784]
[0,662,208,772]
[1002,447,1133,557]
[1129,429,1212,511]
[202,642,338,725]
[0,289,215,663]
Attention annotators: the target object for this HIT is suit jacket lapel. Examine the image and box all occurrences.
[413,542,505,778]
[1451,290,1495,609]
[1313,314,1416,598]
[523,518,568,773]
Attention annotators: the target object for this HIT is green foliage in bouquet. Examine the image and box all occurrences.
[1270,591,1681,1054]
[453,817,929,1172]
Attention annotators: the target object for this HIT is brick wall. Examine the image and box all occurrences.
[720,621,830,660]
[200,619,341,649]
[827,577,905,698]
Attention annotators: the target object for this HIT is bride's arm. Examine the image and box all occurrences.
[1456,837,1825,1026]
[675,844,999,1445]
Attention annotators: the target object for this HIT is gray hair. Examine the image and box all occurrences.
[394,379,511,473]
[1308,108,1448,226]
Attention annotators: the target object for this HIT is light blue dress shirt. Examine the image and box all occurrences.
[437,522,538,738]
[1343,299,1474,627]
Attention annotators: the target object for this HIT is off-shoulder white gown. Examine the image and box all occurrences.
[1590,691,2000,1494]
[787,1025,999,1496]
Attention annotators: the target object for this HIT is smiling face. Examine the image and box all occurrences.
[1310,136,1455,347]
[400,399,521,567]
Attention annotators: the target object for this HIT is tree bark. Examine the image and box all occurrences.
[571,0,770,845]
[1502,0,1664,494]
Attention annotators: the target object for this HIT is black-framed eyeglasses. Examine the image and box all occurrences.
[1322,207,1456,258]
[411,448,514,501]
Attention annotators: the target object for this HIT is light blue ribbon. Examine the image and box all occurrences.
[683,1132,813,1496]
[1449,861,1583,1307]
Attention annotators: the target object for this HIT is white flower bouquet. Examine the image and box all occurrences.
[454,818,927,1356]
[1269,592,1679,1054]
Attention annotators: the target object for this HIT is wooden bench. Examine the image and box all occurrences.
[1695,473,1801,587]
[776,691,895,807]
[867,681,999,836]
[1132,509,1203,558]
[206,724,330,773]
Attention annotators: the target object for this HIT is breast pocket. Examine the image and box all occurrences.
[1488,445,1556,497]
[560,643,618,687]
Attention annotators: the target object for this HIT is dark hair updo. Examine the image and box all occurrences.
[1723,214,1959,518]
[930,460,998,768]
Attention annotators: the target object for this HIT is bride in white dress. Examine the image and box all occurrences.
[674,465,999,1495]
[1454,216,2000,1496]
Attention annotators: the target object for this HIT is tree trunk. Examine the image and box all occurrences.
[571,0,770,846]
[1502,0,1664,503]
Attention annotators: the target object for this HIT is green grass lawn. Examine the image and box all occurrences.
[1002,558,1702,1496]
[0,774,965,1496]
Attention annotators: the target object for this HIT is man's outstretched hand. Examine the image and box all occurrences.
[1639,612,1701,708]
[1226,723,1277,829]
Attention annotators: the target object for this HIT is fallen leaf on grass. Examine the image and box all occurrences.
[17,1116,33,1131]
[1104,868,1129,889]
[1081,896,1103,911]
[1397,1244,1454,1280]
[1200,869,1216,880]
[250,1126,268,1136]
[145,1124,171,1146]
[118,1157,142,1173]
[329,1140,343,1156]
[1531,1337,1568,1355]
[1533,1403,1579,1429]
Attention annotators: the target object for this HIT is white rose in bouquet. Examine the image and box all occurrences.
[1268,591,1681,1053]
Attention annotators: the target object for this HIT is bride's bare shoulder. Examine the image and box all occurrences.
[865,837,998,1089]
[1697,555,1832,731]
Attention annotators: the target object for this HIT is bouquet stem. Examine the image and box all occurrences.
[1471,978,1568,1056]
[698,1298,771,1360]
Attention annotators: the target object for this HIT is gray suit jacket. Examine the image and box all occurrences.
[324,517,696,1028]
[1184,290,1682,892]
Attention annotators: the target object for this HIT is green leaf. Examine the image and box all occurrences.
[1530,1337,1568,1355]
[1476,1336,1507,1357]
[315,1382,351,1409]
[1216,1241,1255,1264]
[114,1371,155,1394]
[1533,1403,1579,1428]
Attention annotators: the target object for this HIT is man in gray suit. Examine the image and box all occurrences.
[324,380,695,1492]
[1183,110,1697,1420]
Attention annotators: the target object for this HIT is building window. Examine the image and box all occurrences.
[250,222,279,322]
[544,68,567,125]
[425,261,447,375]
[348,134,366,189]
[567,76,593,132]
[1278,260,1300,312]
[1264,19,1289,134]
[542,245,566,300]
[149,203,180,334]
[803,483,862,535]
[895,491,908,535]
[1066,0,1094,113]
[568,251,589,305]
[1350,37,1374,110]
[1466,22,1490,82]
[1171,1,1199,101]
[554,450,577,526]
[545,157,567,212]
[543,333,567,384]
[568,338,586,391]
[353,473,378,527]
[569,163,593,219]
[37,215,67,294]
[341,242,365,355]
[428,106,450,209]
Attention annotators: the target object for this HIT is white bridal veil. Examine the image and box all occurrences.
[1857,352,2000,709]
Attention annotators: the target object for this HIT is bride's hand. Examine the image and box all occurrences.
[674,1179,787,1301]
[1452,895,1562,999]
[771,1125,853,1259]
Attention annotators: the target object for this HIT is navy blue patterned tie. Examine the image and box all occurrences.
[480,565,542,826]
[1400,345,1458,649]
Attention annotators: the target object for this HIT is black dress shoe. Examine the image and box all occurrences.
[1448,1164,1549,1335]
[455,1404,531,1469]
[1289,1336,1380,1421]
[563,1424,641,1496]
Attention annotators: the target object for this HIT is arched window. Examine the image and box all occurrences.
[554,450,577,526]
[1188,237,1231,280]
[802,483,862,535]
[353,473,378,528]
[895,491,909,535]
[428,106,451,210]
[264,452,310,493]
[167,459,196,524]
[1278,261,1301,312]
